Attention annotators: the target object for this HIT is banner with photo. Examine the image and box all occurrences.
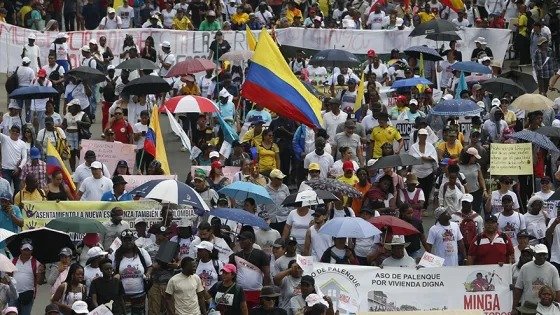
[310,263,512,313]
[390,118,471,151]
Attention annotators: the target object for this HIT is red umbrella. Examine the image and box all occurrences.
[368,215,420,235]
[161,95,218,114]
[165,58,216,77]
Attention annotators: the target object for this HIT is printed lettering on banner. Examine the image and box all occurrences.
[309,262,512,313]
[80,140,136,175]
[490,143,533,175]
[296,254,314,274]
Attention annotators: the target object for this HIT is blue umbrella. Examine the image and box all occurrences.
[451,61,492,74]
[9,86,59,100]
[129,179,210,210]
[510,130,560,153]
[430,99,483,116]
[219,181,273,204]
[392,77,432,89]
[210,208,269,230]
[319,217,381,238]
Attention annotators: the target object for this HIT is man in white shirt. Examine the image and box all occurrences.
[98,7,122,30]
[158,41,176,78]
[322,98,348,143]
[78,161,113,201]
[73,150,111,186]
[426,206,467,266]
[366,5,386,29]
[304,138,334,179]
[16,57,36,122]
[452,10,471,27]
[165,257,207,315]
[485,0,505,17]
[81,45,97,70]
[12,240,45,315]
[0,125,28,194]
[381,235,416,267]
[31,69,52,131]
[21,33,41,72]
[117,2,134,29]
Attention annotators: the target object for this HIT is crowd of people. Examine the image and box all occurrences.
[2,0,560,315]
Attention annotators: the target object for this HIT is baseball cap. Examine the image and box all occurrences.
[211,160,223,169]
[367,49,376,57]
[45,304,60,314]
[221,263,237,274]
[418,128,428,135]
[107,65,116,71]
[491,98,501,107]
[0,192,13,201]
[301,275,315,286]
[308,163,321,171]
[107,7,116,13]
[347,78,357,85]
[2,307,18,315]
[89,38,98,45]
[287,236,298,244]
[466,147,482,159]
[90,161,102,169]
[22,57,31,64]
[343,160,354,171]
[28,33,36,40]
[486,214,499,223]
[409,98,419,105]
[161,41,171,48]
[237,231,254,241]
[21,243,33,251]
[178,217,192,228]
[196,240,214,252]
[37,68,47,78]
[134,217,147,226]
[434,207,449,219]
[193,168,207,181]
[272,238,286,248]
[207,10,216,16]
[87,246,108,259]
[461,193,474,203]
[538,37,548,46]
[71,301,89,314]
[59,247,73,257]
[30,147,41,159]
[81,45,90,53]
[56,32,68,39]
[269,169,286,179]
[313,206,327,216]
[534,243,548,254]
[209,151,220,159]
[367,159,378,167]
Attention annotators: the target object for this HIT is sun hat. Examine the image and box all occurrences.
[384,235,410,249]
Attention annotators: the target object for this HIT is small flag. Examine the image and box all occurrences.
[455,71,467,99]
[246,26,257,51]
[144,106,170,174]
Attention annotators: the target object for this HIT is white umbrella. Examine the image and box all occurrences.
[319,217,381,238]
[0,228,16,242]
[0,254,16,272]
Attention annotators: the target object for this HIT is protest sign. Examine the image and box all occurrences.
[418,252,445,268]
[22,201,196,240]
[489,143,533,175]
[308,263,512,313]
[296,254,314,275]
[391,119,470,151]
[122,175,177,191]
[0,22,510,74]
[191,166,239,183]
[80,140,136,175]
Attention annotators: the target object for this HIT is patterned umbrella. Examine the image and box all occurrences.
[162,95,219,113]
[129,179,210,209]
[510,130,560,153]
[305,178,362,198]
[403,46,443,61]
[165,58,216,77]
[430,99,483,116]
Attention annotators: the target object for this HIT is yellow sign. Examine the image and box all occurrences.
[489,143,533,175]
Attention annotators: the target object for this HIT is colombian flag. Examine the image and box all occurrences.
[441,0,465,12]
[241,30,323,128]
[144,106,170,174]
[46,142,76,199]
[246,26,257,51]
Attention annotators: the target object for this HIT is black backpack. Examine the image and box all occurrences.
[5,67,19,94]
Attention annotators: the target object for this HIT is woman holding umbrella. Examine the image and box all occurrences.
[409,128,438,209]
[62,99,91,171]
[51,263,87,315]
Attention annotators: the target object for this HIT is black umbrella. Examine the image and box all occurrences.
[281,189,339,207]
[8,86,59,100]
[425,31,461,42]
[116,57,158,70]
[481,77,526,98]
[536,126,560,138]
[499,70,538,93]
[548,188,560,201]
[67,66,106,84]
[370,154,422,169]
[6,227,75,264]
[122,75,172,95]
[404,46,443,61]
[308,49,361,68]
[301,80,323,97]
[409,19,458,37]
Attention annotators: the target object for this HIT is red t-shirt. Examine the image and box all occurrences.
[468,232,514,265]
[111,119,133,144]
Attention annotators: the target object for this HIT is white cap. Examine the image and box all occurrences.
[134,217,147,225]
[491,98,501,106]
[367,158,377,167]
[81,45,90,53]
[443,94,453,101]
[22,57,31,64]
[21,243,33,251]
[534,243,548,254]
[67,99,81,107]
[477,101,486,109]
[418,128,428,135]
[89,38,98,45]
[90,161,103,169]
[28,33,36,40]
[409,98,419,105]
[461,193,474,203]
[474,36,486,43]
[479,56,491,63]
[552,119,560,128]
[209,151,220,159]
[207,10,216,16]
[87,246,108,259]
[161,41,171,48]
[8,100,19,109]
[219,88,232,98]
[71,301,89,314]
[196,240,214,252]
[107,65,116,70]
[107,7,116,13]
[466,147,481,159]
[56,32,68,39]
[178,217,192,228]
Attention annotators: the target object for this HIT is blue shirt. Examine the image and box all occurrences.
[0,205,22,249]
[215,101,235,122]
[100,191,133,202]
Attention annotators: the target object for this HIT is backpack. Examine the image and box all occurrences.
[456,212,478,249]
[103,76,118,102]
[5,67,20,94]
[48,65,65,94]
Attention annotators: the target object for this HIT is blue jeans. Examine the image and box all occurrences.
[14,297,33,315]
[2,169,21,195]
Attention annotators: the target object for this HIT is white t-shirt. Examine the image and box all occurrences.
[37,127,66,152]
[196,260,223,290]
[524,212,547,240]
[158,53,176,77]
[84,265,102,293]
[548,220,560,264]
[116,250,152,295]
[286,210,314,246]
[73,162,111,185]
[309,225,333,261]
[254,228,281,256]
[161,9,177,28]
[303,151,335,179]
[189,236,233,265]
[42,64,65,82]
[31,79,52,111]
[13,258,37,293]
[364,63,388,82]
[0,134,27,170]
[23,44,41,71]
[79,176,113,201]
[322,111,348,143]
[367,11,386,29]
[170,235,195,260]
[439,60,457,88]
[450,211,484,235]
[16,66,35,87]
[165,273,204,315]
[100,15,122,29]
[331,207,356,218]
[427,222,463,266]
[50,42,69,60]
[497,211,526,246]
[117,6,134,28]
[381,255,416,268]
[535,190,558,219]
[452,18,470,27]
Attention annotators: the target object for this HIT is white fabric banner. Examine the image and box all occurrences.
[0,22,511,73]
[310,262,512,313]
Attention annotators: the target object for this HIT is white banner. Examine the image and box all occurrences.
[310,263,512,314]
[0,22,511,73]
